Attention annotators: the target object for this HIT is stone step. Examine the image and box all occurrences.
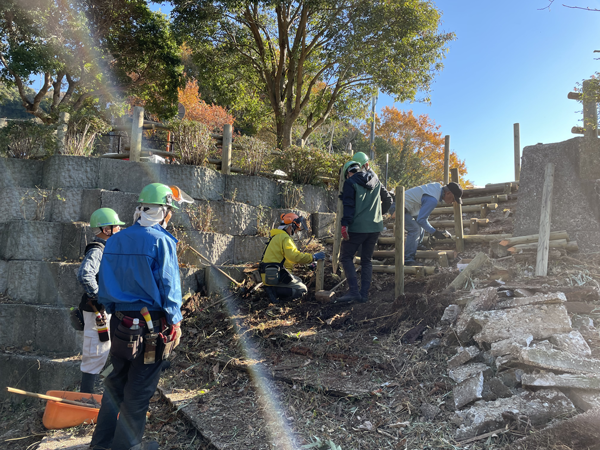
[0,304,83,354]
[0,353,81,402]
[0,260,203,306]
[1,155,337,212]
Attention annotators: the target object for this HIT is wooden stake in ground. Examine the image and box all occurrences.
[448,252,489,291]
[451,168,464,252]
[332,166,346,274]
[315,260,324,292]
[536,162,555,276]
[395,186,405,297]
[444,135,450,185]
[514,123,521,182]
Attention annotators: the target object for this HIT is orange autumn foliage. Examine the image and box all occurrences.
[375,107,472,187]
[178,79,234,133]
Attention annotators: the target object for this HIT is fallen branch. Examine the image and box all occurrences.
[457,428,509,445]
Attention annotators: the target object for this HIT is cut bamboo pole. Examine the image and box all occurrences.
[395,186,405,297]
[536,163,555,276]
[500,231,568,247]
[451,168,464,252]
[332,167,346,274]
[315,259,324,292]
[6,387,99,409]
[436,194,507,208]
[448,252,489,291]
[430,203,498,216]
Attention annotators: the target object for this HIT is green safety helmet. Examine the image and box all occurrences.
[342,160,361,178]
[138,183,180,209]
[90,208,125,228]
[352,152,369,167]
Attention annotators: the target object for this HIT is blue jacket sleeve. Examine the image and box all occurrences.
[155,237,183,325]
[77,248,102,296]
[340,179,356,227]
[416,194,438,235]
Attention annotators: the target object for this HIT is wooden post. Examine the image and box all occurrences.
[315,260,324,292]
[221,124,233,175]
[332,166,346,274]
[443,135,450,185]
[394,186,405,298]
[56,111,70,155]
[450,168,464,252]
[513,123,521,182]
[448,252,489,291]
[130,107,144,162]
[438,253,449,267]
[583,80,598,139]
[536,163,555,276]
[480,205,489,219]
[469,218,478,235]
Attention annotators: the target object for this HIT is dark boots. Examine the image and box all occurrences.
[81,372,97,394]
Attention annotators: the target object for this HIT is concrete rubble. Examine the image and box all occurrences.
[445,285,600,440]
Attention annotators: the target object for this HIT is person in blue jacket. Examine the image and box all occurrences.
[90,183,192,450]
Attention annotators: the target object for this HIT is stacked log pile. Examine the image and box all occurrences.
[440,283,600,442]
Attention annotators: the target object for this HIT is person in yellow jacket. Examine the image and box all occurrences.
[260,213,326,303]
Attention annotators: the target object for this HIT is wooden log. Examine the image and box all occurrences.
[439,252,449,267]
[480,204,489,219]
[326,234,510,245]
[372,250,455,260]
[513,249,562,262]
[443,136,450,185]
[430,219,489,228]
[130,106,144,162]
[332,167,345,274]
[430,203,498,215]
[469,218,479,235]
[509,240,578,254]
[485,182,517,190]
[221,124,233,175]
[395,186,405,297]
[373,265,435,275]
[499,231,569,247]
[514,123,521,182]
[509,239,567,253]
[451,168,465,252]
[448,252,489,291]
[536,163,555,276]
[315,260,324,292]
[462,184,515,197]
[436,194,508,208]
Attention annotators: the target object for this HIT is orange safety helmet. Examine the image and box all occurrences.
[280,212,303,230]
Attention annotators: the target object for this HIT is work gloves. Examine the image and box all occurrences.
[341,226,350,241]
[313,252,326,261]
[432,230,452,240]
[162,321,182,349]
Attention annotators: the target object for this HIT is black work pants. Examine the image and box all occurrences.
[339,232,379,296]
[90,315,165,450]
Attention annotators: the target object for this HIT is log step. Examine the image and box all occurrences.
[431,203,498,216]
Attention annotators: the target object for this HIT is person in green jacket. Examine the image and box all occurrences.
[259,213,325,303]
[338,161,393,304]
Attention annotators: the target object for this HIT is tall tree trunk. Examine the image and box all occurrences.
[276,115,294,149]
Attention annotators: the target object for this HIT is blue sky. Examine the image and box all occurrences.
[389,1,600,186]
[154,1,599,186]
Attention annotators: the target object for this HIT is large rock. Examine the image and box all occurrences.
[98,158,161,193]
[448,363,491,384]
[448,346,481,369]
[224,174,281,208]
[495,292,566,309]
[518,347,600,374]
[162,164,224,201]
[454,372,484,409]
[0,158,44,189]
[455,389,576,441]
[43,155,99,189]
[490,335,533,357]
[549,330,592,356]
[521,372,600,390]
[470,304,572,345]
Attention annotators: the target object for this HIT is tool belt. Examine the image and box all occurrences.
[111,311,177,363]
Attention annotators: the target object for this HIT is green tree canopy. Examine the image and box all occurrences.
[0,0,184,123]
[171,0,454,148]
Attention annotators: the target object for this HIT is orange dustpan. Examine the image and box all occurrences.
[42,390,102,430]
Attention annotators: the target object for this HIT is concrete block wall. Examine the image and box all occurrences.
[514,138,600,252]
[0,155,336,394]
